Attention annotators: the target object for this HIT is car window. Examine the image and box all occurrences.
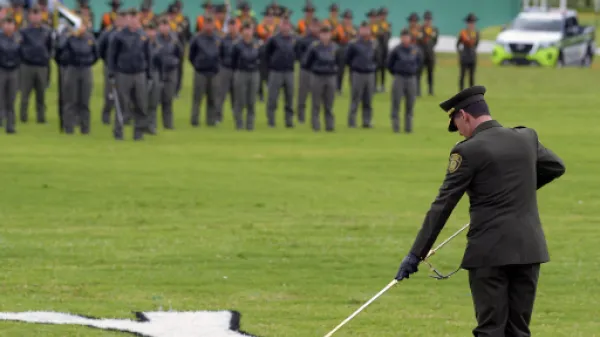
[511,17,563,32]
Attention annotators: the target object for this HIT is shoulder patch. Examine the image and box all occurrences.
[141,36,147,41]
[513,126,527,129]
[448,153,462,173]
[311,40,319,46]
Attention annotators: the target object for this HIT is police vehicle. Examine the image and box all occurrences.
[492,9,596,67]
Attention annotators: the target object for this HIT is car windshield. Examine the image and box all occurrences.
[511,17,563,32]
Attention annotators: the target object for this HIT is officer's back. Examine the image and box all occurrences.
[458,122,563,268]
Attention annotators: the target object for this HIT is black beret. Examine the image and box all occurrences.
[439,86,488,132]
[328,3,338,11]
[202,0,212,9]
[238,2,250,10]
[407,12,419,21]
[262,7,275,16]
[144,20,157,29]
[158,17,170,25]
[320,25,331,33]
[424,11,433,19]
[204,15,214,22]
[366,9,377,17]
[241,21,253,29]
[342,9,352,19]
[378,7,387,15]
[227,18,237,25]
[128,8,139,15]
[400,28,410,36]
[29,4,41,13]
[360,21,368,28]
[108,0,121,6]
[465,13,478,22]
[215,4,227,13]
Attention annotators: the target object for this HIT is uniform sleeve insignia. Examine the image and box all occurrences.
[448,153,462,173]
[141,36,147,40]
[88,39,93,45]
[411,48,417,55]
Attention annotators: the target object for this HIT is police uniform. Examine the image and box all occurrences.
[154,18,183,129]
[188,15,221,127]
[19,5,53,124]
[61,28,98,134]
[345,21,377,128]
[0,16,21,134]
[54,27,70,132]
[108,8,152,140]
[301,26,338,132]
[97,11,125,124]
[75,0,95,33]
[265,17,296,128]
[8,0,26,29]
[296,2,315,36]
[376,8,391,92]
[145,21,161,133]
[322,3,343,93]
[336,10,355,94]
[418,11,438,95]
[256,7,277,101]
[231,25,260,130]
[457,13,479,90]
[405,13,423,96]
[387,29,420,133]
[294,18,319,124]
[217,21,238,123]
[398,85,566,337]
[101,0,121,32]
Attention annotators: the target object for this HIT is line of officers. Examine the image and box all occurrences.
[0,0,481,139]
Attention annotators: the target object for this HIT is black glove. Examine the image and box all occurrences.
[395,253,420,281]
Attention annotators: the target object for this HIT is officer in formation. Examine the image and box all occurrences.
[0,15,20,134]
[188,14,220,127]
[108,8,152,140]
[154,17,182,130]
[217,18,238,124]
[302,25,339,132]
[231,21,260,130]
[98,10,126,125]
[396,85,565,337]
[387,29,421,133]
[59,19,98,134]
[457,13,479,91]
[294,17,320,124]
[256,7,276,101]
[417,11,438,95]
[265,14,296,128]
[19,4,53,124]
[374,8,391,93]
[335,10,356,94]
[345,21,377,129]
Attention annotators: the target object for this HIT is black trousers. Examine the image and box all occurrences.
[418,57,435,94]
[468,264,541,337]
[459,62,476,90]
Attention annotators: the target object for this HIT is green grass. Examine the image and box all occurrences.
[482,12,600,44]
[1,55,599,336]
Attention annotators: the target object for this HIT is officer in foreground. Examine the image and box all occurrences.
[231,22,260,130]
[302,25,338,132]
[265,14,296,128]
[345,21,377,128]
[108,8,152,140]
[387,29,420,133]
[61,19,98,135]
[154,16,182,130]
[19,4,53,124]
[188,15,221,127]
[395,86,566,337]
[0,15,20,134]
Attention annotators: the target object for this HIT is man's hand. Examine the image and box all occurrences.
[395,253,420,281]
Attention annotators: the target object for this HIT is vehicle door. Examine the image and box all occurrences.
[562,16,584,64]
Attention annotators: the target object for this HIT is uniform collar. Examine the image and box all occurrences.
[471,119,501,137]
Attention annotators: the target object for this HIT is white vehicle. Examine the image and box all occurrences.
[492,9,595,67]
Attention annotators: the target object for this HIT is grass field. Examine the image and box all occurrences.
[1,53,599,336]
